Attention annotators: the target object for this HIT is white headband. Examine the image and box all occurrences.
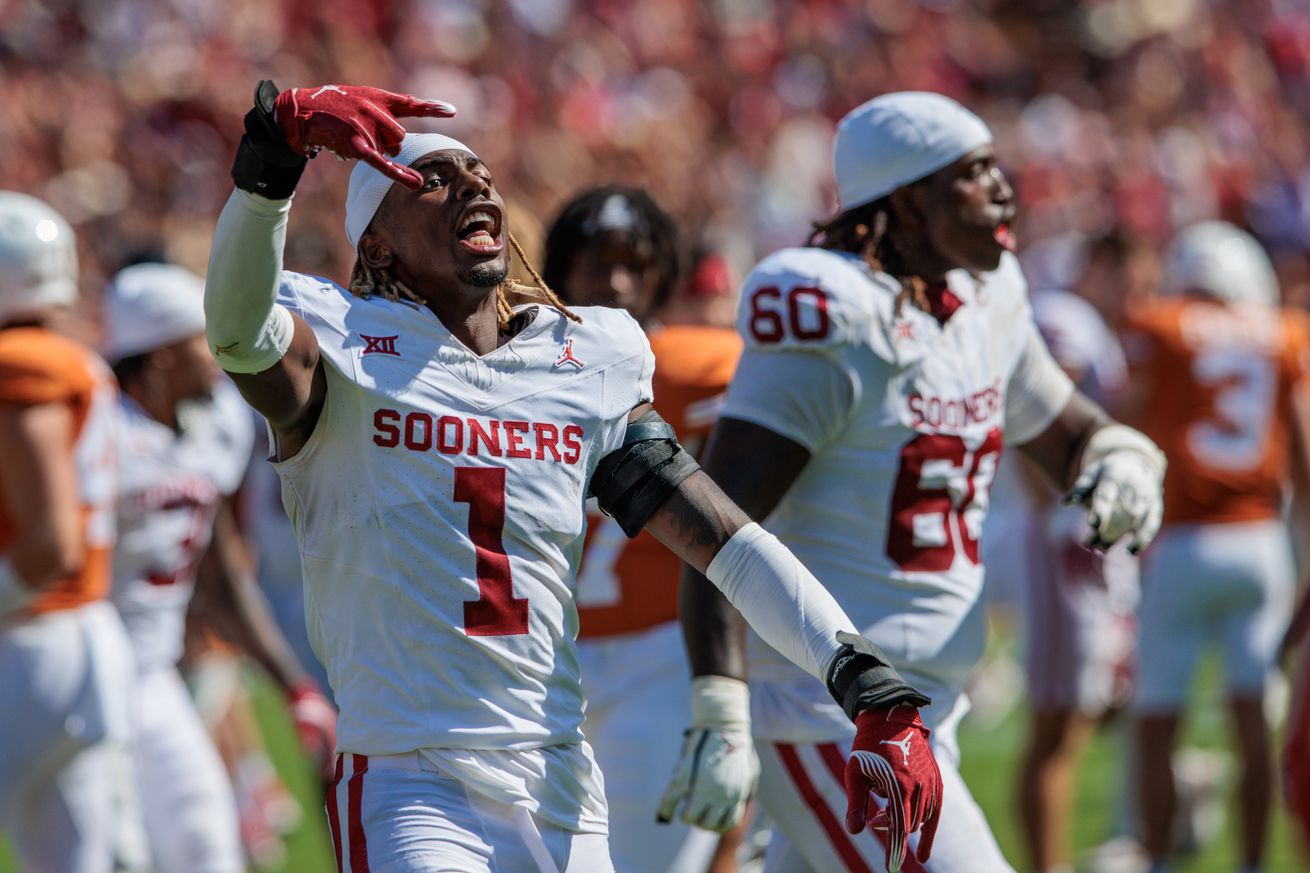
[833,91,993,211]
[344,133,476,247]
[103,262,208,362]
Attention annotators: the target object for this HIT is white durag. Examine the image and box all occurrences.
[343,132,476,247]
[833,91,992,211]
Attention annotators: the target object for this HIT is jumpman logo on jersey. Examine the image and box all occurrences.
[554,338,585,370]
[880,734,914,766]
[895,320,915,342]
[312,84,348,99]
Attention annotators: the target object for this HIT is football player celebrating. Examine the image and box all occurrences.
[1120,221,1310,873]
[665,92,1166,873]
[545,185,741,873]
[0,193,139,873]
[101,262,336,873]
[203,81,942,873]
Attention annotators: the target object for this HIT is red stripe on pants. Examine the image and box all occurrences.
[326,754,345,873]
[776,743,874,873]
[348,754,371,873]
[816,742,928,873]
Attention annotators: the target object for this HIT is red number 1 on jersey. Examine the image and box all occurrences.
[455,466,529,636]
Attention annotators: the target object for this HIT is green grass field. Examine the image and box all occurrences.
[2,645,1305,872]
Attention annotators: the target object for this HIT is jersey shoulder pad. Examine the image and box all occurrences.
[557,305,654,419]
[736,247,890,352]
[0,328,99,405]
[275,271,352,338]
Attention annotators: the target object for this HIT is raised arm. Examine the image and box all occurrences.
[206,81,455,457]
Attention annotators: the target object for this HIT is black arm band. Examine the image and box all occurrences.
[231,80,308,200]
[589,409,700,537]
[826,630,932,721]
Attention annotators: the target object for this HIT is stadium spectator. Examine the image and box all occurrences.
[3,1,1309,314]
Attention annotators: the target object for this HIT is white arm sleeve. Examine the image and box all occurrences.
[1004,320,1076,445]
[705,522,858,682]
[719,349,857,453]
[204,189,297,374]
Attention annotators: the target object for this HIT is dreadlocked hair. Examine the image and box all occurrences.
[542,184,682,311]
[348,230,581,330]
[808,197,930,316]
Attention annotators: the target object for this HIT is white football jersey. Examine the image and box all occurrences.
[110,379,255,673]
[269,273,652,767]
[721,247,1073,741]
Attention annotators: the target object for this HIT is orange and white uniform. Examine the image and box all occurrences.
[575,324,741,873]
[0,327,139,873]
[1123,298,1307,709]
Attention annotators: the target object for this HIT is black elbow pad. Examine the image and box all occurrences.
[589,409,700,537]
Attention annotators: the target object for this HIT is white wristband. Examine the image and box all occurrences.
[691,676,750,730]
[1080,423,1166,474]
[0,558,34,619]
[705,522,858,683]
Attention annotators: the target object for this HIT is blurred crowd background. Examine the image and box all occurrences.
[5,0,1310,327]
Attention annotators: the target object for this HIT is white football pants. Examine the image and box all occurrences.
[131,666,244,873]
[578,621,719,873]
[327,752,614,872]
[0,602,140,873]
[1136,518,1293,711]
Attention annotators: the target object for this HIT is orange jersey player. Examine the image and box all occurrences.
[544,186,743,873]
[576,324,742,636]
[0,192,141,873]
[1121,221,1310,873]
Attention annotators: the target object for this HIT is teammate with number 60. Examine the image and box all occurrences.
[668,92,1167,873]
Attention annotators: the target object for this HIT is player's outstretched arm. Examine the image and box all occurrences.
[1017,389,1166,554]
[594,404,942,870]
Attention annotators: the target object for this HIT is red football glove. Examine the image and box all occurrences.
[272,84,456,189]
[288,680,337,782]
[845,705,943,873]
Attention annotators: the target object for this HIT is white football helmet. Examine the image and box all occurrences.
[0,191,78,327]
[1162,220,1278,306]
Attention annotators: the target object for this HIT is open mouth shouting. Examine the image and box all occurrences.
[992,207,1018,253]
[456,203,504,255]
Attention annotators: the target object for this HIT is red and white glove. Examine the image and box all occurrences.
[845,705,943,873]
[288,680,337,782]
[272,85,455,190]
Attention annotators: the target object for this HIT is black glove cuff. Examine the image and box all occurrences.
[231,80,308,200]
[826,631,932,721]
